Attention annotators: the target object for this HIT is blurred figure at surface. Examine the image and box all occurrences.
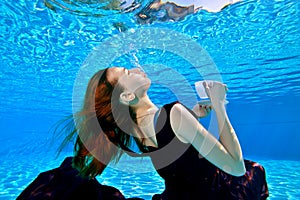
[44,0,240,23]
[135,0,240,24]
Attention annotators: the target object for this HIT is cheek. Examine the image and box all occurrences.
[118,76,140,92]
[118,75,150,93]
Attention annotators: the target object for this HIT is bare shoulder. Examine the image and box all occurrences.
[170,103,197,143]
[170,102,184,114]
[170,103,195,119]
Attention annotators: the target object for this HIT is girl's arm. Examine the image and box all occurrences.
[170,82,246,176]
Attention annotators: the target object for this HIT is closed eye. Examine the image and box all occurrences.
[123,68,129,75]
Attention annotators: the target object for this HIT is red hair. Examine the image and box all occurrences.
[56,68,141,178]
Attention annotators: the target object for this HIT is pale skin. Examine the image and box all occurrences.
[107,67,246,176]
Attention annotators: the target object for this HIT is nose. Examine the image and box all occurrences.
[129,68,142,74]
[129,68,146,77]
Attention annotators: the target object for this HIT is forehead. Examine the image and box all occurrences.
[106,67,125,83]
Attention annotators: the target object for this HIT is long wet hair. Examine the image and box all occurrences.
[55,68,144,178]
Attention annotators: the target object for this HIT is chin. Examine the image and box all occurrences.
[145,78,151,88]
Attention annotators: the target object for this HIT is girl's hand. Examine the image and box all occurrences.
[192,103,212,118]
[203,81,228,104]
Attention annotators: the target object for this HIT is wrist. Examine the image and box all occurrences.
[211,99,226,107]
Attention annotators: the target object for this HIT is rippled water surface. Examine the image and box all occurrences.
[0,0,300,199]
[1,0,299,112]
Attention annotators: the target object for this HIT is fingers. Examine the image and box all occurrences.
[199,104,211,109]
[203,81,211,98]
[225,84,228,92]
[198,104,212,112]
[203,80,228,93]
[196,103,212,118]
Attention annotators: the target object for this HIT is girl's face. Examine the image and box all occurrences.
[107,67,151,97]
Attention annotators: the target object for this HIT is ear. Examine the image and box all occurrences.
[120,91,136,105]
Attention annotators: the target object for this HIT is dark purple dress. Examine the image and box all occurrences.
[17,157,143,200]
[148,102,269,200]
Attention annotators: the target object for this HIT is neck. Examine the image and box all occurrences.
[136,110,157,119]
[133,95,158,147]
[134,95,158,119]
[136,113,158,147]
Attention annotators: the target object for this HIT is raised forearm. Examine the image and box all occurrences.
[213,102,244,162]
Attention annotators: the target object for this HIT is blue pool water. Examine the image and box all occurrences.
[0,0,300,199]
